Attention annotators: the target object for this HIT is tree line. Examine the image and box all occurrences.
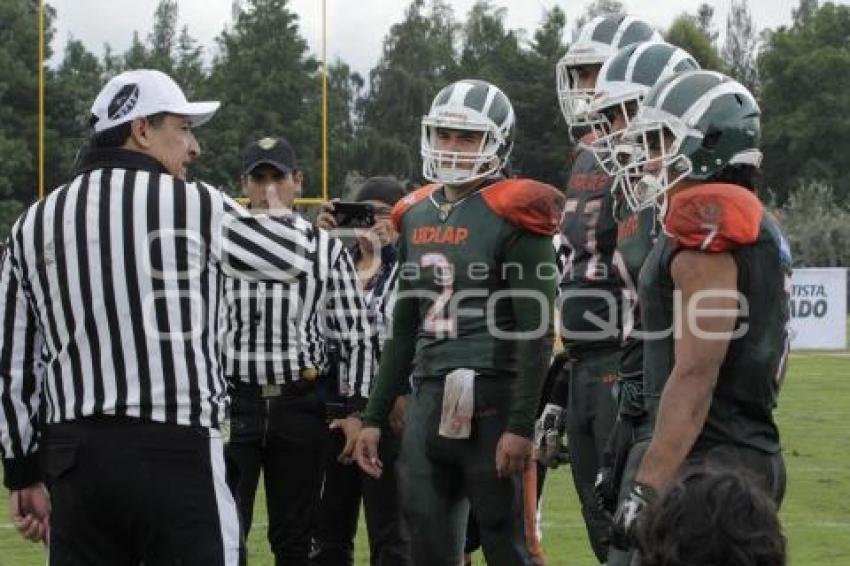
[1,0,848,268]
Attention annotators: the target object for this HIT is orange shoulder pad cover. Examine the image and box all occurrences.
[666,183,763,252]
[390,184,438,232]
[481,179,566,236]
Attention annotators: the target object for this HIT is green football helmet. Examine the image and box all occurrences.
[613,70,762,213]
[555,14,661,133]
[586,42,700,175]
[421,79,515,185]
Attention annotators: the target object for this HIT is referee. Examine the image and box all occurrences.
[222,137,373,564]
[0,69,315,565]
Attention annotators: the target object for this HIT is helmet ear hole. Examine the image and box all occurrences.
[703,129,722,150]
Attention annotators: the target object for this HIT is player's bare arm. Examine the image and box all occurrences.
[635,249,738,490]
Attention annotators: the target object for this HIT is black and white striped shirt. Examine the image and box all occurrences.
[357,245,399,361]
[0,148,316,488]
[220,215,373,399]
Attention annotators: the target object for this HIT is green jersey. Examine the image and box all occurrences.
[394,178,564,378]
[639,184,792,454]
[614,206,658,418]
[557,148,621,353]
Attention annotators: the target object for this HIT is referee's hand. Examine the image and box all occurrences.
[9,483,50,544]
[354,426,383,479]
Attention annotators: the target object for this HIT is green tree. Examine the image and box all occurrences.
[146,0,179,73]
[696,3,719,45]
[665,14,725,71]
[123,31,151,69]
[322,59,363,198]
[793,0,820,26]
[173,25,206,99]
[759,2,850,202]
[774,181,850,268]
[356,0,460,183]
[0,0,56,236]
[572,0,624,39]
[197,0,321,195]
[508,6,570,187]
[44,38,103,190]
[723,0,760,95]
[459,1,518,78]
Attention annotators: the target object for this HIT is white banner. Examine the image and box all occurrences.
[790,268,847,350]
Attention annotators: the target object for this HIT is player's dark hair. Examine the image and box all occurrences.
[89,112,170,148]
[708,164,762,193]
[638,467,786,566]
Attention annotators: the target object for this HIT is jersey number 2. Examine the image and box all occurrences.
[421,252,454,334]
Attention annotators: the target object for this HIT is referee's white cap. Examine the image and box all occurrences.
[90,69,220,133]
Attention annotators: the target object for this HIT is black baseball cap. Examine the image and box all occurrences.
[242,136,297,176]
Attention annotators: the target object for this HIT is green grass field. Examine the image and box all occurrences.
[1,349,849,565]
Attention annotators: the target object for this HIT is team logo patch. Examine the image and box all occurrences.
[698,201,723,224]
[258,137,278,150]
[108,83,140,121]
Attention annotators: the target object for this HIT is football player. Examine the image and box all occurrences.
[608,70,791,546]
[580,42,700,566]
[353,79,564,565]
[538,14,661,563]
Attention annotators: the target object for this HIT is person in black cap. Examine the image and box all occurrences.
[240,136,303,210]
[222,138,374,564]
[313,178,411,565]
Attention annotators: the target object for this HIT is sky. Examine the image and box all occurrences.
[47,0,816,78]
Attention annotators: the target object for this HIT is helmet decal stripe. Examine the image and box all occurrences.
[464,82,490,113]
[610,15,634,48]
[487,93,511,128]
[630,43,672,85]
[653,70,700,109]
[661,72,724,117]
[435,85,454,107]
[625,41,656,76]
[673,58,697,73]
[617,20,655,48]
[682,81,759,127]
[448,81,475,107]
[592,14,625,44]
[607,45,634,82]
[662,50,699,77]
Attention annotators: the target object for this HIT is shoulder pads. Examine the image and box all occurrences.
[390,184,438,231]
[665,183,763,252]
[481,179,566,236]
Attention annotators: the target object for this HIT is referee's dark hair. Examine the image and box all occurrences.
[639,467,786,566]
[88,111,169,148]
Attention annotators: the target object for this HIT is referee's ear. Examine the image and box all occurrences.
[126,117,154,151]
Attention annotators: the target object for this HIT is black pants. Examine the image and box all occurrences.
[688,443,787,506]
[312,428,410,566]
[225,386,328,565]
[44,416,241,566]
[607,439,650,566]
[566,351,620,564]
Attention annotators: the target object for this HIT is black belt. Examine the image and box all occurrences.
[233,368,320,399]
